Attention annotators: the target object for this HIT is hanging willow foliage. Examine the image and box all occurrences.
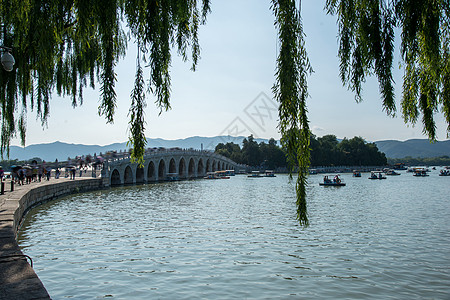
[272,0,312,226]
[325,0,450,140]
[128,50,146,166]
[0,0,210,160]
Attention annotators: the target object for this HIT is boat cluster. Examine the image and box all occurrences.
[202,170,277,180]
[203,170,235,179]
[247,170,276,178]
[320,166,449,186]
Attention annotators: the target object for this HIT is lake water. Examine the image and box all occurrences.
[18,172,450,299]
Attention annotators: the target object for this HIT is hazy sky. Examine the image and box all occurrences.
[12,1,448,147]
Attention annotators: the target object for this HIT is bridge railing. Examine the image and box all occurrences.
[105,149,237,167]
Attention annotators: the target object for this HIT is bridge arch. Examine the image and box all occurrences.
[111,169,121,185]
[124,166,133,184]
[147,161,156,182]
[169,158,176,174]
[158,159,166,181]
[188,158,195,178]
[198,158,204,176]
[179,157,186,179]
[136,166,144,184]
[206,159,211,172]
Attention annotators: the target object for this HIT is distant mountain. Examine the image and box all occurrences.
[7,136,273,161]
[375,139,450,159]
[6,137,449,162]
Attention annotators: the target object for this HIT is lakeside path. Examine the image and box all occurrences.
[0,176,105,300]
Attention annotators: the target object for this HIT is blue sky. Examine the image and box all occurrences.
[13,0,448,147]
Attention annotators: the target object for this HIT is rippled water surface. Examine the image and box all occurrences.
[18,173,450,299]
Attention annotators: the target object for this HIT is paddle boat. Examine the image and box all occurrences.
[204,172,219,179]
[215,170,230,179]
[248,171,263,178]
[353,170,361,177]
[309,169,318,175]
[264,170,276,177]
[439,168,450,176]
[224,170,235,176]
[319,175,346,186]
[167,173,179,181]
[369,171,386,179]
[385,169,401,176]
[413,168,429,177]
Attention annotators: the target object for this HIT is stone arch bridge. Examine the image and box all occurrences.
[102,149,240,186]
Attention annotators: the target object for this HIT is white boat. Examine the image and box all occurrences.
[369,171,386,179]
[385,169,401,176]
[248,171,263,178]
[204,172,219,179]
[264,170,276,177]
[167,173,179,181]
[215,171,230,179]
[320,175,345,186]
[224,170,235,176]
[413,169,429,177]
[309,169,318,175]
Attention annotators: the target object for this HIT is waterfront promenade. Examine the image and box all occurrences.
[0,175,105,300]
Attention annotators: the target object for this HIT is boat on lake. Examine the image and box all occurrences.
[413,168,429,177]
[369,171,386,179]
[225,170,235,176]
[309,169,318,175]
[407,166,430,173]
[204,172,219,179]
[353,170,361,177]
[393,163,407,170]
[167,173,179,181]
[264,170,276,177]
[319,175,346,186]
[215,170,230,179]
[385,169,401,176]
[439,169,450,176]
[439,168,450,176]
[248,171,263,178]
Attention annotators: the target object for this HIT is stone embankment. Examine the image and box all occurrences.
[0,176,106,300]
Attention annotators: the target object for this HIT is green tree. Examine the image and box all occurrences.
[338,136,387,166]
[317,135,340,166]
[242,135,262,167]
[309,134,320,166]
[0,0,210,159]
[1,0,449,226]
[215,142,243,163]
[260,138,286,169]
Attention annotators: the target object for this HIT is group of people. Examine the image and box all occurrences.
[12,166,53,185]
[439,169,450,176]
[8,166,81,186]
[369,172,385,179]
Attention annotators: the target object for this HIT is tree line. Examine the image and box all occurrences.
[215,134,387,168]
